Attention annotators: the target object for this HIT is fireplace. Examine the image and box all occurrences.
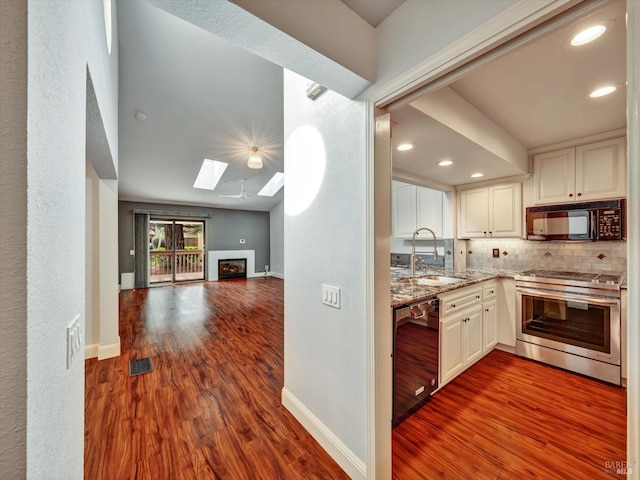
[218,258,247,280]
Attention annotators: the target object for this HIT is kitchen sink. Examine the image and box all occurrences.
[399,275,466,286]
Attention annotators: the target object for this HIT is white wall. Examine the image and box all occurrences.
[374,0,519,86]
[282,70,367,477]
[269,200,285,276]
[85,160,101,349]
[19,0,119,477]
[0,1,27,476]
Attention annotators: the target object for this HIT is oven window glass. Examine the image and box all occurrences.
[522,295,610,353]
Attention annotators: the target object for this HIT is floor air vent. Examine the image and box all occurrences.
[129,357,153,376]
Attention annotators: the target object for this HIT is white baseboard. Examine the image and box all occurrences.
[85,344,99,359]
[281,387,366,480]
[268,272,284,279]
[97,339,121,360]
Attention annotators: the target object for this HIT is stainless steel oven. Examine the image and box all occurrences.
[515,270,621,385]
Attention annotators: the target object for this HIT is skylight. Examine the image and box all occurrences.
[257,172,285,197]
[193,159,228,190]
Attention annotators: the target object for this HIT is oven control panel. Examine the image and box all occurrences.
[597,208,623,240]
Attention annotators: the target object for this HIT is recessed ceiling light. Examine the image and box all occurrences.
[397,143,414,151]
[438,160,453,166]
[470,173,484,178]
[258,172,285,197]
[570,25,607,46]
[589,85,617,98]
[193,159,228,190]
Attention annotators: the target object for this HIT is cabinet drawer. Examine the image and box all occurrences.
[483,282,497,302]
[439,286,482,318]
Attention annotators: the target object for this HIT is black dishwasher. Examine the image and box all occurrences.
[393,297,439,427]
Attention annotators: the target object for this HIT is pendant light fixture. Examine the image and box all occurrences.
[247,147,263,169]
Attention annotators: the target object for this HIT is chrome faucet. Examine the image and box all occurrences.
[412,227,438,277]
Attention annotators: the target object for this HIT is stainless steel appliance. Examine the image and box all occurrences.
[526,199,625,241]
[393,297,439,426]
[515,270,621,384]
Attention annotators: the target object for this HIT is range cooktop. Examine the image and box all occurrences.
[516,269,623,286]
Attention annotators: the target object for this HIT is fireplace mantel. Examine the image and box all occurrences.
[208,250,257,281]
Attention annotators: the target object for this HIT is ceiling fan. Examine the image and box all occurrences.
[218,179,250,199]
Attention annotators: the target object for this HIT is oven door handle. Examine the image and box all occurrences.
[516,287,620,307]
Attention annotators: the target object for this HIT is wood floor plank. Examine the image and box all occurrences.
[86,278,626,479]
[85,279,349,480]
[393,349,627,480]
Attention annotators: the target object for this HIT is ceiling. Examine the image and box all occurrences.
[117,0,285,211]
[118,0,626,209]
[117,0,404,211]
[391,0,626,188]
[341,0,406,27]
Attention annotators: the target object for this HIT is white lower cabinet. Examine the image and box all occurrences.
[483,301,498,352]
[439,282,497,387]
[438,280,500,387]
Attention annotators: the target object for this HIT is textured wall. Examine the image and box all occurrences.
[23,0,119,477]
[0,0,27,476]
[375,0,518,86]
[118,201,271,279]
[85,160,100,348]
[283,70,367,464]
[269,200,285,275]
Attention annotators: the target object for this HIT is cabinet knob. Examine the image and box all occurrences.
[486,308,489,312]
[489,231,493,235]
[569,193,574,197]
[476,295,481,299]
[490,290,494,294]
[483,231,487,235]
[577,192,582,197]
[451,304,456,308]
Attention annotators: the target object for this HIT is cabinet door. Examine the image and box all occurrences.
[416,187,443,238]
[483,301,498,353]
[533,148,575,204]
[575,137,626,201]
[489,184,521,237]
[440,314,464,386]
[458,188,488,238]
[463,306,484,366]
[394,183,416,239]
[497,278,516,348]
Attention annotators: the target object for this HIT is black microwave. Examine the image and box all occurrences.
[526,199,626,241]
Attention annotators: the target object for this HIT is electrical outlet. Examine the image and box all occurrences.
[67,314,82,369]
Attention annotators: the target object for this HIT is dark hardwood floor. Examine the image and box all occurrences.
[86,278,627,479]
[84,278,349,479]
[393,349,627,480]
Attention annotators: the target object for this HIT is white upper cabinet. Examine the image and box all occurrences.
[458,183,521,238]
[393,181,443,239]
[533,137,626,205]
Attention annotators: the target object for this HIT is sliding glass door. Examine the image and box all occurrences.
[149,219,205,284]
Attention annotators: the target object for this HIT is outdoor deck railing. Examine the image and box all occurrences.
[150,249,203,277]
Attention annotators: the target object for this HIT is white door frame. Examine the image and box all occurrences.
[364,0,639,478]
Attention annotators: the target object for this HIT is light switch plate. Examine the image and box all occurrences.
[322,284,341,309]
[67,314,82,369]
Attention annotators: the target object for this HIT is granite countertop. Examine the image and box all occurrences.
[391,266,520,308]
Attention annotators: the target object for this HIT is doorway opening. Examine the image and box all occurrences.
[149,219,205,284]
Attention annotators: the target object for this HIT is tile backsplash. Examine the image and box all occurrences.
[465,239,627,274]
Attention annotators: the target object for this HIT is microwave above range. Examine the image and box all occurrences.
[526,199,626,241]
